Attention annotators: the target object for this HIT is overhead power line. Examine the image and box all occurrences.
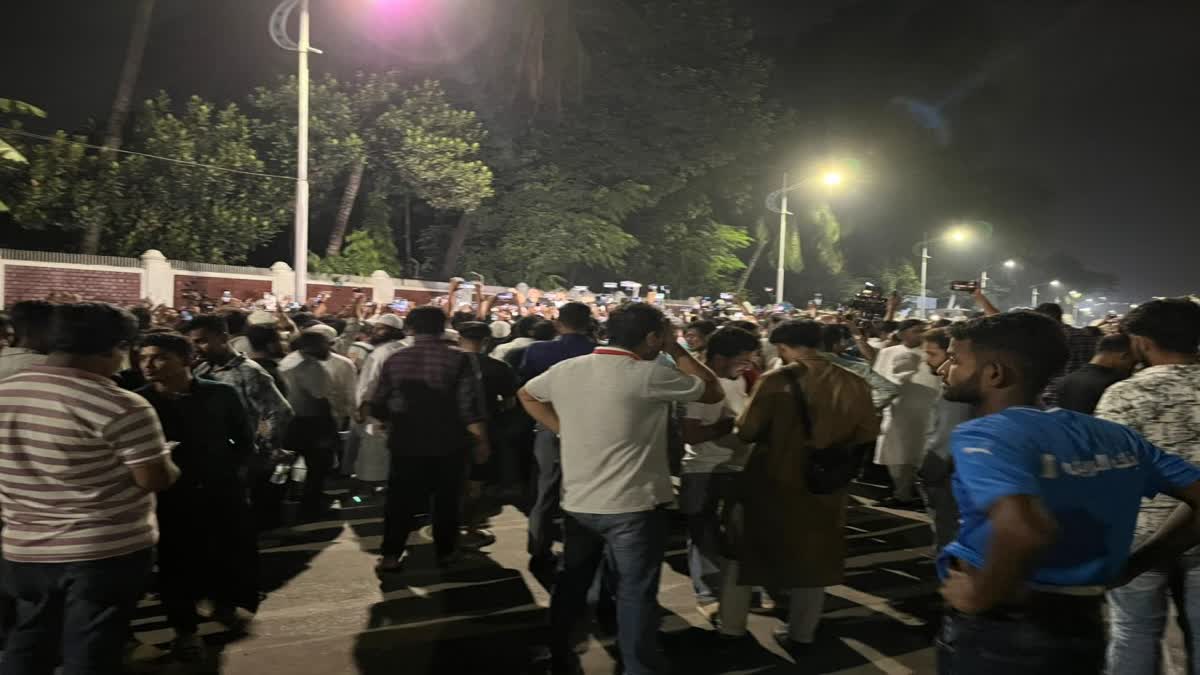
[0,128,296,182]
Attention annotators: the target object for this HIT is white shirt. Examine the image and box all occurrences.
[491,337,534,363]
[680,384,751,474]
[280,350,357,420]
[0,348,47,381]
[355,339,409,408]
[524,347,706,514]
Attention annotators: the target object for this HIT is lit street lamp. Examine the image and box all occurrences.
[980,258,1019,291]
[765,169,845,305]
[1030,279,1061,307]
[915,226,976,319]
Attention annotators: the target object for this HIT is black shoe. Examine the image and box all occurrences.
[772,628,813,655]
[874,496,922,509]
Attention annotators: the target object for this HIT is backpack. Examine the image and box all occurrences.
[780,367,873,495]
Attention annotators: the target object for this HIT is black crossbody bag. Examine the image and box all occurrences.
[781,368,873,495]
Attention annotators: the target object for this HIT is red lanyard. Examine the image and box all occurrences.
[594,348,641,360]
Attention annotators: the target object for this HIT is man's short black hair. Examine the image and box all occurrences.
[606,303,666,350]
[223,309,249,335]
[686,319,718,337]
[530,320,558,341]
[1122,298,1200,355]
[450,310,476,330]
[1096,332,1132,355]
[705,327,760,361]
[246,325,281,353]
[139,332,194,362]
[897,319,927,333]
[457,321,491,341]
[557,302,592,332]
[769,320,823,348]
[512,316,542,339]
[407,306,447,336]
[48,303,139,356]
[10,300,55,343]
[183,314,229,335]
[922,327,951,350]
[1034,303,1064,322]
[948,311,1068,394]
[821,324,850,352]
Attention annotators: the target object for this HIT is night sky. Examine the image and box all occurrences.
[4,0,1198,300]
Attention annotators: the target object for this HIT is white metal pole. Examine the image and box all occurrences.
[293,0,311,304]
[919,235,929,319]
[980,270,989,290]
[1032,286,1039,307]
[776,173,788,306]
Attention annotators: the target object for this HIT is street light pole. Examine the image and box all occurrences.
[270,0,321,304]
[919,233,930,319]
[293,0,311,304]
[776,173,788,305]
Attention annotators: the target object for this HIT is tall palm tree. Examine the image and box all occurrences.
[83,0,156,254]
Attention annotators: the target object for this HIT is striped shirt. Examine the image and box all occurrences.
[0,365,169,563]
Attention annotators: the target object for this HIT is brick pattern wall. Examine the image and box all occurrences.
[174,275,272,308]
[5,265,142,306]
[393,290,439,306]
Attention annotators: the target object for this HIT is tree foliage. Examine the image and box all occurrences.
[5,95,290,263]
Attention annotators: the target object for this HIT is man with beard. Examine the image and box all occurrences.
[934,311,1200,674]
[916,328,973,553]
[1097,299,1200,674]
[873,318,938,507]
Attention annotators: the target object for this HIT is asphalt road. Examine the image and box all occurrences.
[128,481,945,674]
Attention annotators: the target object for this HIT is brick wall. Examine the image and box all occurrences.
[5,265,142,305]
[393,290,438,305]
[174,275,272,308]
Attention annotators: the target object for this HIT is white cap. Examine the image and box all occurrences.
[303,323,338,339]
[490,321,512,340]
[247,310,276,326]
[369,314,404,330]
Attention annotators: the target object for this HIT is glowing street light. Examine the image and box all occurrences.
[946,227,972,244]
[1004,259,1017,269]
[766,167,850,304]
[1031,280,1063,306]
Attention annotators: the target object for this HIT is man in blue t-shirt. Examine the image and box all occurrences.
[934,311,1200,675]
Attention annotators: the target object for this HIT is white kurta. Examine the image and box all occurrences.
[873,345,941,466]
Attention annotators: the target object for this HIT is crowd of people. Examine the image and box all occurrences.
[0,277,1196,675]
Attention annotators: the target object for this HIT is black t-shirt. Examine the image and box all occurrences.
[1057,363,1125,415]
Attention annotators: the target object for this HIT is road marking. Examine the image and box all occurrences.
[836,638,918,674]
[826,586,926,627]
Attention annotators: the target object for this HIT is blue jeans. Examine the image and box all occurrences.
[550,509,668,675]
[679,472,739,604]
[937,597,1105,675]
[527,428,561,559]
[1107,561,1200,675]
[2,548,152,675]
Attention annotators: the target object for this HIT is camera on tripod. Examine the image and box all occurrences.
[846,282,888,319]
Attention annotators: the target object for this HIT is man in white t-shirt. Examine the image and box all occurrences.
[519,303,724,675]
[678,327,761,620]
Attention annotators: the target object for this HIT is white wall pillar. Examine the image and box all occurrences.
[370,270,394,306]
[140,249,174,306]
[271,262,296,301]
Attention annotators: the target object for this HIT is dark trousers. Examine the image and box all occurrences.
[937,596,1105,674]
[2,548,152,675]
[288,416,339,519]
[527,428,561,559]
[382,453,465,559]
[158,486,259,635]
[551,509,668,675]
